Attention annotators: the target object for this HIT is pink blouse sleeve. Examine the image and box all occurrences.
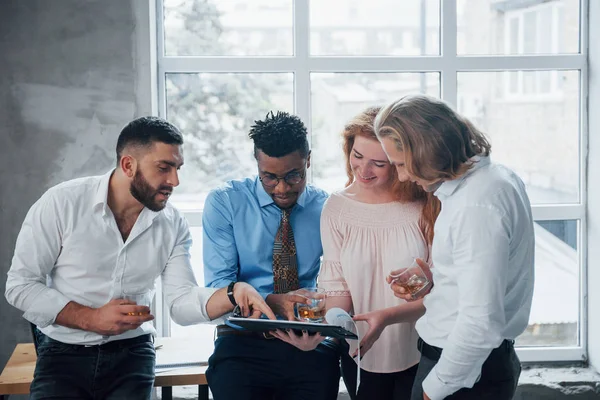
[318,203,351,297]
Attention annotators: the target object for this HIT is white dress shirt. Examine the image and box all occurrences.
[5,170,217,345]
[416,156,535,400]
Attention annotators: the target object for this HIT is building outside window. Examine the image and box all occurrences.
[504,2,565,98]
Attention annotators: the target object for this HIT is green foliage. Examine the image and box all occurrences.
[164,0,290,193]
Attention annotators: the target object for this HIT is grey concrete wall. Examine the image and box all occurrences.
[0,0,152,376]
[588,0,600,373]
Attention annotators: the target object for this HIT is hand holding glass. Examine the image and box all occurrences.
[122,290,152,316]
[389,259,430,299]
[293,287,327,322]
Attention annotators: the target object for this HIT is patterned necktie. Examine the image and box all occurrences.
[272,209,300,294]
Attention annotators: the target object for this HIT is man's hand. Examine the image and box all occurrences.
[85,299,154,336]
[386,258,433,301]
[265,292,311,320]
[351,309,387,357]
[233,282,276,320]
[424,392,431,400]
[270,329,325,351]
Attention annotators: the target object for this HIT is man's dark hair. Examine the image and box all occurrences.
[116,116,183,165]
[249,111,309,158]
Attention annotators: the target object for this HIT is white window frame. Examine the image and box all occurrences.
[155,0,589,363]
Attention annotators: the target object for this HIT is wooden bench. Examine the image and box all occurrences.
[0,337,210,400]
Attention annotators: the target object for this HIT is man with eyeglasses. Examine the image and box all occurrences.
[203,111,341,400]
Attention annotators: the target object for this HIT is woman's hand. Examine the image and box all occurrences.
[351,309,387,357]
[386,258,433,301]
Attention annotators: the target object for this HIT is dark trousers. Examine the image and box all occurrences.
[341,351,418,400]
[207,335,341,400]
[411,338,521,400]
[30,331,155,400]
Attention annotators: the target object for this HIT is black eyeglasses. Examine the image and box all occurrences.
[259,165,307,188]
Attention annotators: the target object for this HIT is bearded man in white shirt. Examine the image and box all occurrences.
[374,95,535,400]
[5,116,274,400]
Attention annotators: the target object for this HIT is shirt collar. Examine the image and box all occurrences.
[295,188,307,209]
[92,169,115,213]
[92,169,161,220]
[255,176,274,207]
[254,176,308,209]
[434,155,491,199]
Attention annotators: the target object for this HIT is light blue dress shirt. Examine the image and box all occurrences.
[203,177,329,298]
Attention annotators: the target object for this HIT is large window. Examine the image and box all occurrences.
[156,0,587,362]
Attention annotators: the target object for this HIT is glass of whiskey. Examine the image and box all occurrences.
[389,259,430,299]
[293,287,327,322]
[122,289,153,316]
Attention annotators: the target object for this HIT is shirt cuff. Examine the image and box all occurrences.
[169,286,219,325]
[198,286,220,321]
[422,367,462,400]
[22,290,71,328]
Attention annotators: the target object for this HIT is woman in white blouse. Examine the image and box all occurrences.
[318,107,440,399]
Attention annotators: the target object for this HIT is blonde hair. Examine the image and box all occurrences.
[374,95,491,182]
[342,106,440,245]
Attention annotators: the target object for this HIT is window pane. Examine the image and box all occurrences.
[163,0,293,56]
[508,17,519,54]
[539,7,553,54]
[522,71,536,94]
[311,73,440,193]
[508,71,519,94]
[457,71,579,204]
[457,0,579,55]
[516,220,579,347]
[523,11,537,54]
[539,71,552,93]
[166,73,294,210]
[310,0,440,56]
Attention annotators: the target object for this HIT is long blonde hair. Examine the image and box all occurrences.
[342,106,440,245]
[375,95,491,182]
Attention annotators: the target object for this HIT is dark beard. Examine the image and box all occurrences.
[130,170,167,212]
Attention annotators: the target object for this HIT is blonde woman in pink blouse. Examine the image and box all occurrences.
[319,107,440,400]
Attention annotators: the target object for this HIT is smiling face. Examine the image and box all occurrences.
[257,149,310,209]
[380,137,442,193]
[349,135,394,190]
[128,142,183,211]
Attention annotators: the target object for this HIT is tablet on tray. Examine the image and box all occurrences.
[226,317,358,340]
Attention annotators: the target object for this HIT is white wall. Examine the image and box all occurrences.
[0,0,153,369]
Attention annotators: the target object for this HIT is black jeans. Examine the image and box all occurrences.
[30,331,155,400]
[341,351,418,400]
[411,338,521,400]
[207,335,341,400]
